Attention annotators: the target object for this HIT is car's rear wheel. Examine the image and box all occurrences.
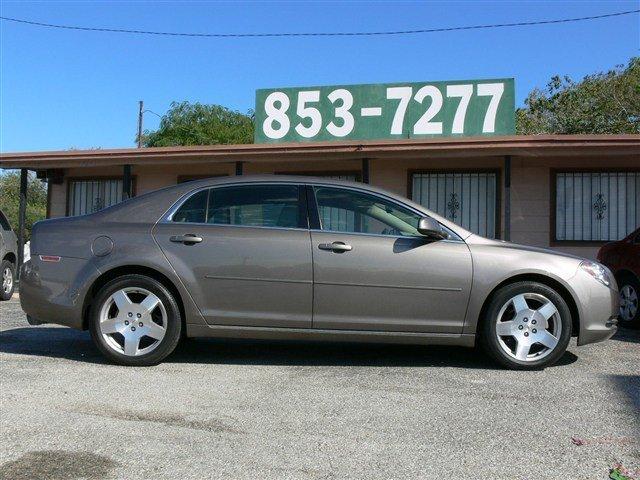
[1,260,15,301]
[480,281,572,370]
[616,274,640,329]
[89,275,182,366]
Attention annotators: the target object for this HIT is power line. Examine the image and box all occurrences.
[0,9,638,38]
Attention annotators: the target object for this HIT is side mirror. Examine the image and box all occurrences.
[417,217,448,240]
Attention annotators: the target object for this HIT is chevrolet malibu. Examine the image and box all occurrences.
[20,176,618,369]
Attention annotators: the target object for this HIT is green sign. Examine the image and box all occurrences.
[254,78,515,143]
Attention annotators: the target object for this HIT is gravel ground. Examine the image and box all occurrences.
[0,296,638,480]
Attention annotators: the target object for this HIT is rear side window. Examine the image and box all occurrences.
[208,185,303,229]
[172,190,208,223]
[171,185,305,229]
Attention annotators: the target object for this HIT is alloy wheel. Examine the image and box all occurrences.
[2,267,12,294]
[494,293,562,362]
[98,287,167,357]
[619,284,638,322]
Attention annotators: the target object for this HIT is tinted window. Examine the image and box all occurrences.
[314,187,421,237]
[0,211,10,231]
[208,185,303,229]
[172,190,208,223]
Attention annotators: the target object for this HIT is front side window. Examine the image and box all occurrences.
[555,172,639,242]
[314,187,421,237]
[172,184,304,229]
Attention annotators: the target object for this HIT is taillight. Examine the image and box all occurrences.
[39,255,61,263]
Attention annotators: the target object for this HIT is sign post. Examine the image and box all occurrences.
[255,78,515,143]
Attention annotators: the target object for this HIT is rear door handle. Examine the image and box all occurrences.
[170,234,203,244]
[318,241,352,253]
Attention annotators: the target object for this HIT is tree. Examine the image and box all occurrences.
[516,57,639,134]
[141,101,254,146]
[0,171,47,241]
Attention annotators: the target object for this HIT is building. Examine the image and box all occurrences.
[1,134,639,263]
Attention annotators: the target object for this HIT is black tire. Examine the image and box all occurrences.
[479,281,572,370]
[616,273,640,329]
[89,274,182,366]
[1,259,15,301]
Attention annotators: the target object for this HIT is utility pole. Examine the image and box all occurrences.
[137,100,144,148]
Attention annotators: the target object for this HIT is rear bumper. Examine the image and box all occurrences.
[20,257,98,330]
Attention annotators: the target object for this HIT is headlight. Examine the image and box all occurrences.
[579,261,611,287]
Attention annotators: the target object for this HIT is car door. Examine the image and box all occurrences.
[309,185,472,333]
[153,183,313,328]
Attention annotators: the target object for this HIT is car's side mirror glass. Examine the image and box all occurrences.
[417,217,449,240]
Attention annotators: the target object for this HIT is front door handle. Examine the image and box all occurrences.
[170,234,203,244]
[318,241,352,253]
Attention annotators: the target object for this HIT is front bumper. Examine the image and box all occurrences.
[570,268,619,346]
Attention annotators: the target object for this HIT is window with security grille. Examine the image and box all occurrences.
[411,172,498,238]
[555,172,640,242]
[67,179,124,216]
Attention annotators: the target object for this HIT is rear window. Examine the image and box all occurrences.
[0,211,11,231]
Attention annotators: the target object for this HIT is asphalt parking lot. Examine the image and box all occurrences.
[0,296,638,480]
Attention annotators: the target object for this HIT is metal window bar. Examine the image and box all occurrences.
[555,172,640,241]
[412,172,497,238]
[68,179,124,216]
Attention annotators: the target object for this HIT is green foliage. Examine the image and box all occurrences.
[142,101,254,146]
[516,57,640,134]
[0,171,47,241]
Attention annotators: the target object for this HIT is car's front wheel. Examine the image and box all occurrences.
[480,281,572,370]
[1,260,15,301]
[89,274,182,366]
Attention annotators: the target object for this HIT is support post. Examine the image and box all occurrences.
[504,155,511,242]
[122,100,143,200]
[235,161,243,176]
[123,164,132,199]
[361,158,370,184]
[17,168,27,280]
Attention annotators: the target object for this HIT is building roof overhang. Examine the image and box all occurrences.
[1,134,639,169]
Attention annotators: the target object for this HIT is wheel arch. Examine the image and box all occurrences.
[477,273,580,337]
[82,265,186,332]
[3,252,16,265]
[614,268,640,284]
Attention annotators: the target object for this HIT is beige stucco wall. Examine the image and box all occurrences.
[47,154,639,260]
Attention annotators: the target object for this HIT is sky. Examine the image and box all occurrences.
[0,0,638,152]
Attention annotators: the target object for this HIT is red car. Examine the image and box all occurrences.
[597,228,640,328]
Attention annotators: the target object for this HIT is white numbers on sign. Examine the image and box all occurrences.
[446,84,473,134]
[413,85,443,134]
[386,86,412,135]
[326,89,355,137]
[477,83,504,133]
[295,90,322,138]
[262,82,507,139]
[263,92,291,139]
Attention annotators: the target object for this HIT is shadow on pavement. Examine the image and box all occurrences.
[610,327,640,344]
[0,325,578,369]
[609,374,640,435]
